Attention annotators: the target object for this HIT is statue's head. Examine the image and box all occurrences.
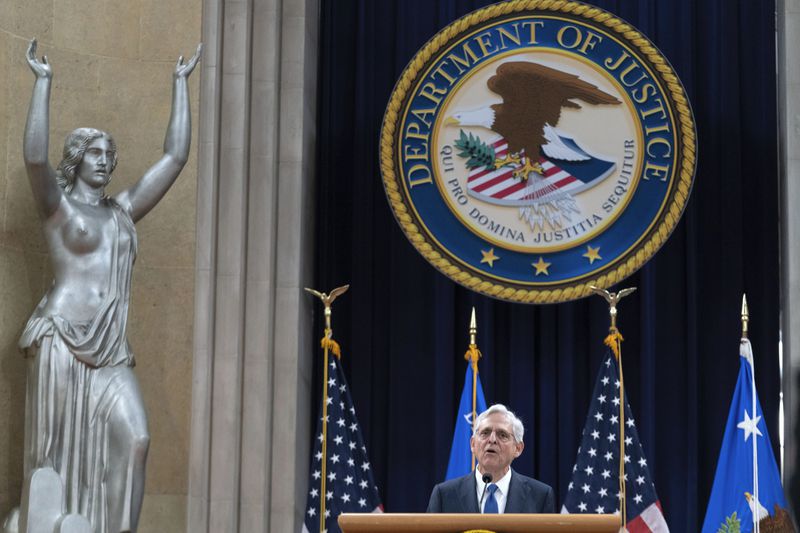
[56,128,118,192]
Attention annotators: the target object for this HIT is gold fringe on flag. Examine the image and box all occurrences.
[321,336,342,359]
[604,330,624,360]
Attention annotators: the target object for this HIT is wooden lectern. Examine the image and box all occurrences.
[338,513,619,532]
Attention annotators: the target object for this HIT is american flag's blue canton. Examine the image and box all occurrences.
[303,356,382,533]
[563,355,660,519]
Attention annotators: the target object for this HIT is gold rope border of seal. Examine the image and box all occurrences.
[379,0,697,304]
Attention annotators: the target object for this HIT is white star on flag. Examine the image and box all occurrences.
[736,409,763,441]
[562,353,668,531]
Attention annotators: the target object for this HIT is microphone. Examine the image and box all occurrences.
[478,473,493,512]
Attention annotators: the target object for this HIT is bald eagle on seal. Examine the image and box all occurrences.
[448,61,621,179]
[744,493,795,532]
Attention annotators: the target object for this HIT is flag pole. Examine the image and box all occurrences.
[591,285,636,530]
[305,284,350,533]
[465,307,482,472]
[742,294,761,533]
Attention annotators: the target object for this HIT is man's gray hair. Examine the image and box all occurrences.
[472,404,524,442]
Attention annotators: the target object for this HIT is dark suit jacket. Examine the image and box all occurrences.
[426,469,555,513]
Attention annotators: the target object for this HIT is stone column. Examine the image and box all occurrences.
[188,0,318,531]
[779,0,800,516]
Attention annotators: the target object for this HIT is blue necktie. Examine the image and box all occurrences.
[484,483,499,513]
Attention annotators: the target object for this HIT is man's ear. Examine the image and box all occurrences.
[513,440,524,458]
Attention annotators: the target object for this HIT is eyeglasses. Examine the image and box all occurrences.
[476,428,514,443]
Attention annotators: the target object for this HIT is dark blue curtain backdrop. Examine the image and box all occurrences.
[312,1,779,530]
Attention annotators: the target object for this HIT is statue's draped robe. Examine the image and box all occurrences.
[19,203,144,532]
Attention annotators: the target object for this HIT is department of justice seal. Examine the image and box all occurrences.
[380,0,696,304]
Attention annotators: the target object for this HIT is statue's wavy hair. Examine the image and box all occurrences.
[56,128,118,192]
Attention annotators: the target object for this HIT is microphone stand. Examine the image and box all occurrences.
[478,473,492,512]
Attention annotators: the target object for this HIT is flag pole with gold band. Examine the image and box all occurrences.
[305,284,349,533]
[465,307,482,471]
[591,285,636,530]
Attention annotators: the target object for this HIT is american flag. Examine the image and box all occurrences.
[302,353,383,533]
[562,353,670,532]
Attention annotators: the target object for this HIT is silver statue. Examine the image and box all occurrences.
[5,39,201,533]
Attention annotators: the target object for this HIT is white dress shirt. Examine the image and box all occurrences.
[475,468,512,513]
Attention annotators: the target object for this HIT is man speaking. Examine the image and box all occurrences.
[427,404,555,513]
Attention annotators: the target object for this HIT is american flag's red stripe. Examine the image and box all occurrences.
[468,166,498,181]
[550,176,577,189]
[471,171,515,192]
[626,514,652,533]
[625,501,668,532]
[543,164,562,178]
[492,181,527,199]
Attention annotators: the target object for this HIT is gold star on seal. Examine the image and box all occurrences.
[480,247,499,267]
[583,245,602,264]
[532,256,551,276]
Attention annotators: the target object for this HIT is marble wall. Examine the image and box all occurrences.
[780,0,800,511]
[0,0,201,529]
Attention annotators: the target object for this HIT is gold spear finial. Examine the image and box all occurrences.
[464,307,482,371]
[465,306,482,473]
[590,286,637,331]
[741,293,749,339]
[469,307,477,346]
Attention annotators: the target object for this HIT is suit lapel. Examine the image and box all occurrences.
[458,472,480,513]
[504,469,531,513]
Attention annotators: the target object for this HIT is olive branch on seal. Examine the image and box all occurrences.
[454,129,496,171]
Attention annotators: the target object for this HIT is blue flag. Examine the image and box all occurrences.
[445,362,487,480]
[701,339,792,533]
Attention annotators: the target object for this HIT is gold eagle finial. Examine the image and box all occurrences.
[590,286,637,331]
[305,285,350,331]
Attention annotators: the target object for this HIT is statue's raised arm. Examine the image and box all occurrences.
[115,43,202,222]
[23,39,63,219]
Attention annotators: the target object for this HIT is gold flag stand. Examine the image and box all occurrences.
[591,285,636,531]
[305,284,350,533]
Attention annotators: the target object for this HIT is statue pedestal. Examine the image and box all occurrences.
[4,468,92,533]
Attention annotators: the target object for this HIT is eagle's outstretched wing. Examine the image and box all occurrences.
[304,285,350,308]
[488,62,620,157]
[541,124,590,161]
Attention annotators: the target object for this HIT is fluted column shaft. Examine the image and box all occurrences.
[188,0,318,530]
